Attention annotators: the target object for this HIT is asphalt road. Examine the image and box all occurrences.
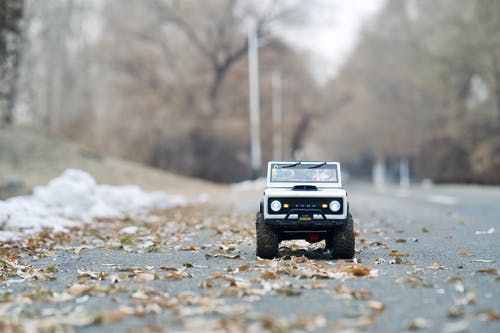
[1,182,499,333]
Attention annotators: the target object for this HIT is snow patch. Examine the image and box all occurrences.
[427,195,458,205]
[231,178,266,191]
[119,226,139,235]
[0,169,185,241]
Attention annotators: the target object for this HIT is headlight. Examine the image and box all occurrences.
[329,200,341,212]
[270,200,282,212]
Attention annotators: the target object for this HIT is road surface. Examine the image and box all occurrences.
[1,182,499,332]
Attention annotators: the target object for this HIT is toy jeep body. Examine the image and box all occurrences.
[256,161,355,259]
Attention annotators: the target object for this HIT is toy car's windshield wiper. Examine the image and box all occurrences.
[308,162,326,169]
[282,162,301,168]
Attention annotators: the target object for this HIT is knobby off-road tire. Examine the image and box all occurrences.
[255,212,279,259]
[327,213,355,259]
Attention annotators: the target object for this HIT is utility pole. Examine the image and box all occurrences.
[272,70,282,161]
[373,156,386,189]
[248,25,262,178]
[399,157,410,188]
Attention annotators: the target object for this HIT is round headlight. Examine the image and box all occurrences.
[329,200,341,212]
[270,200,282,212]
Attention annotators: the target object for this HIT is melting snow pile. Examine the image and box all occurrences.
[230,178,266,192]
[0,169,186,241]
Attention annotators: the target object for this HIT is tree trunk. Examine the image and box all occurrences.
[209,69,223,115]
[5,27,23,124]
[290,113,311,159]
[493,55,500,123]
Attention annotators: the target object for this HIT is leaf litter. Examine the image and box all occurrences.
[0,205,496,332]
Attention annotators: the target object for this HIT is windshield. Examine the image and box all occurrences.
[269,163,338,183]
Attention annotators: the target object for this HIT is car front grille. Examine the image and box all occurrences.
[268,197,343,215]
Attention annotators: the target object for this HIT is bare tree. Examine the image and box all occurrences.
[0,0,24,124]
[150,0,302,116]
[16,0,91,132]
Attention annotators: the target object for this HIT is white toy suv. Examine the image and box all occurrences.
[256,161,355,259]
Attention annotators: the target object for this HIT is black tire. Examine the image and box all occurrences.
[327,214,355,259]
[256,212,279,259]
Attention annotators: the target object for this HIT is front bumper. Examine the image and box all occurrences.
[264,217,348,230]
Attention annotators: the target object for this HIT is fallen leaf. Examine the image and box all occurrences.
[255,259,277,267]
[199,279,215,288]
[131,290,149,300]
[78,270,107,280]
[134,272,156,282]
[404,317,431,330]
[237,264,250,271]
[159,266,177,271]
[429,262,445,270]
[260,271,277,280]
[334,284,350,295]
[48,292,75,303]
[310,280,326,289]
[454,292,476,306]
[293,315,327,331]
[177,245,199,251]
[389,251,409,257]
[475,268,497,275]
[458,252,473,257]
[447,276,462,282]
[395,276,423,285]
[219,287,243,297]
[116,266,142,273]
[369,241,389,248]
[368,300,385,312]
[275,288,302,296]
[68,283,92,296]
[351,289,373,299]
[344,264,372,276]
[421,227,429,233]
[442,320,468,333]
[475,309,500,321]
[94,307,131,324]
[454,281,465,293]
[448,305,466,318]
[161,272,192,280]
[41,264,58,273]
[475,228,494,235]
[333,285,372,299]
[214,253,241,259]
[391,257,413,265]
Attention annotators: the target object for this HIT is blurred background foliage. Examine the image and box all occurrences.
[1,0,499,183]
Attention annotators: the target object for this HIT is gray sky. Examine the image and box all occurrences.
[82,0,385,84]
[276,0,385,83]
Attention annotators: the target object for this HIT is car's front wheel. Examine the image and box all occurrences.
[256,212,279,259]
[326,214,355,259]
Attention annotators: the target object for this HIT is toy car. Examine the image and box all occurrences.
[256,161,355,259]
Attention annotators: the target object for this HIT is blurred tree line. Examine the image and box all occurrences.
[308,0,500,184]
[1,0,499,184]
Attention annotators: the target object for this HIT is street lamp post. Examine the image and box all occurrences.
[248,26,262,179]
[272,70,282,161]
